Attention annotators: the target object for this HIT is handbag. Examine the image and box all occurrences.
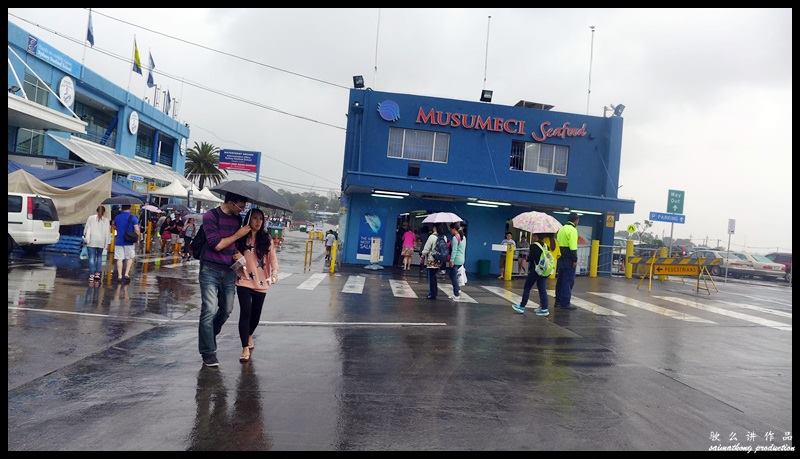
[79,245,88,260]
[457,265,467,286]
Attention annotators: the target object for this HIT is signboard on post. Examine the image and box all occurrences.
[219,149,259,172]
[728,219,736,235]
[654,264,700,276]
[649,212,685,224]
[147,183,157,192]
[627,224,636,235]
[667,189,685,214]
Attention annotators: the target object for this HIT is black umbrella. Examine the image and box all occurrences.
[102,195,144,206]
[210,180,292,213]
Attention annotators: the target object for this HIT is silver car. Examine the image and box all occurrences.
[690,250,754,277]
[738,253,786,280]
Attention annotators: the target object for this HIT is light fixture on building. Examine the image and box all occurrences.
[371,193,403,199]
[373,190,409,197]
[353,75,365,88]
[477,200,511,206]
[8,85,21,94]
[603,104,626,118]
[480,89,493,102]
[554,178,568,192]
[467,202,498,208]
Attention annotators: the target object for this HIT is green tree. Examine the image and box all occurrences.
[185,141,227,211]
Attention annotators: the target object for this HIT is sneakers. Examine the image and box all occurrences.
[511,303,526,314]
[534,307,550,316]
[451,294,463,302]
[202,353,219,367]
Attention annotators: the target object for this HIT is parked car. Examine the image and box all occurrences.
[8,192,60,258]
[689,249,753,277]
[765,252,792,283]
[738,253,786,281]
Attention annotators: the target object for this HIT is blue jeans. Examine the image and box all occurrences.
[448,265,462,297]
[555,258,576,307]
[520,270,548,309]
[198,263,237,355]
[427,268,438,299]
[87,247,104,274]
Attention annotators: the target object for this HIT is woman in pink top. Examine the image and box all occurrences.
[401,228,416,271]
[233,208,279,362]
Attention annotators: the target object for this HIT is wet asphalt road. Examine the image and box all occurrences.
[7,232,793,450]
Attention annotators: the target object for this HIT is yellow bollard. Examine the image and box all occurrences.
[504,245,514,281]
[145,221,152,253]
[589,240,599,278]
[657,246,668,281]
[108,228,116,260]
[329,241,338,273]
[625,240,634,279]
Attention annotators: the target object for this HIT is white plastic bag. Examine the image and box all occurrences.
[457,266,467,286]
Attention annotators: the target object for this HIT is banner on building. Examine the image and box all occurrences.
[356,209,387,261]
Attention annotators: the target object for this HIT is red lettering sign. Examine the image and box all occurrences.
[531,121,588,142]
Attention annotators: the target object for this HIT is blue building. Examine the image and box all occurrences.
[340,89,635,275]
[7,21,190,193]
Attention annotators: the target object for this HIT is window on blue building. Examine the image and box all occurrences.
[16,128,44,155]
[387,127,449,163]
[22,73,49,107]
[510,141,568,176]
[158,138,174,167]
[74,100,117,146]
[135,124,155,160]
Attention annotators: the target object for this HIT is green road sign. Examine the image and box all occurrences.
[667,189,685,214]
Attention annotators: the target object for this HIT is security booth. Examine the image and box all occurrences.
[338,89,635,276]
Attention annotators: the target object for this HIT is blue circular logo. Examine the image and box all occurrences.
[377,100,401,122]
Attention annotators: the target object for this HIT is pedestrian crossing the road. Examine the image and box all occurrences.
[140,265,790,331]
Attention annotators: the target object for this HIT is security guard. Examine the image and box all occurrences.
[555,212,580,309]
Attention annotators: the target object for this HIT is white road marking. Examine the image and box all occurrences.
[655,297,791,332]
[389,280,418,298]
[588,292,716,324]
[718,301,792,319]
[437,284,478,303]
[544,290,625,316]
[482,286,525,306]
[341,275,366,294]
[296,273,327,290]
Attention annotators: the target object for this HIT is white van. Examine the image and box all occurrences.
[8,192,60,256]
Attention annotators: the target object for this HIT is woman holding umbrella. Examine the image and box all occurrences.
[420,223,449,300]
[509,211,562,317]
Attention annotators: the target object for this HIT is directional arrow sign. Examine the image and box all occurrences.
[667,189,685,214]
[654,264,699,276]
[649,212,686,224]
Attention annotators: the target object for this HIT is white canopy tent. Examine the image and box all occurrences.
[150,180,190,199]
[194,186,223,203]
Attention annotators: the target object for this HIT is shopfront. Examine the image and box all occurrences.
[339,89,635,276]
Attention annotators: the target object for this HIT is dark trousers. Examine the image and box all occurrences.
[237,286,266,348]
[555,257,576,307]
[427,268,438,298]
[448,265,462,297]
[520,270,548,309]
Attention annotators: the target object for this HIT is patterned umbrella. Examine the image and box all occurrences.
[142,204,163,213]
[421,212,463,224]
[511,211,562,234]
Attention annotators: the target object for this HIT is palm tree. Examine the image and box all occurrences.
[185,141,227,211]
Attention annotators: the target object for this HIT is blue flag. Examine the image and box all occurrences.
[86,10,94,47]
[146,51,156,88]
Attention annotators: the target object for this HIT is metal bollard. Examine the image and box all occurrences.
[145,221,152,253]
[329,241,338,273]
[589,240,599,278]
[504,245,514,281]
[625,240,634,279]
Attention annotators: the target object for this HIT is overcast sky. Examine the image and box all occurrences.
[9,8,792,252]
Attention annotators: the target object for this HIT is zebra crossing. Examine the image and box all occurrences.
[244,272,792,331]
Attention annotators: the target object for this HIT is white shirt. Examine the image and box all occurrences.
[325,233,336,247]
[83,214,112,248]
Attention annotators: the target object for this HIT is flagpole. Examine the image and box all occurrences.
[80,8,90,80]
[126,35,135,102]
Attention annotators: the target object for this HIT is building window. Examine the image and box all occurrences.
[16,128,45,155]
[136,125,154,160]
[22,73,49,107]
[509,140,568,176]
[74,100,117,146]
[158,138,174,167]
[387,127,449,163]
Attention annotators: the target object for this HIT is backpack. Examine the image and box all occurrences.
[191,209,218,260]
[432,234,450,265]
[534,242,555,277]
[123,214,138,244]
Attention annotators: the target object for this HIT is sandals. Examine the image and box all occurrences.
[239,348,251,362]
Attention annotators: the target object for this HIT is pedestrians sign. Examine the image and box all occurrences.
[649,211,685,224]
[667,189,685,214]
[627,224,636,235]
[654,264,699,276]
[147,182,157,192]
[605,213,615,228]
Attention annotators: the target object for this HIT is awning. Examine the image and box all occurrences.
[151,180,190,198]
[8,93,87,134]
[48,134,192,187]
[194,186,223,203]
